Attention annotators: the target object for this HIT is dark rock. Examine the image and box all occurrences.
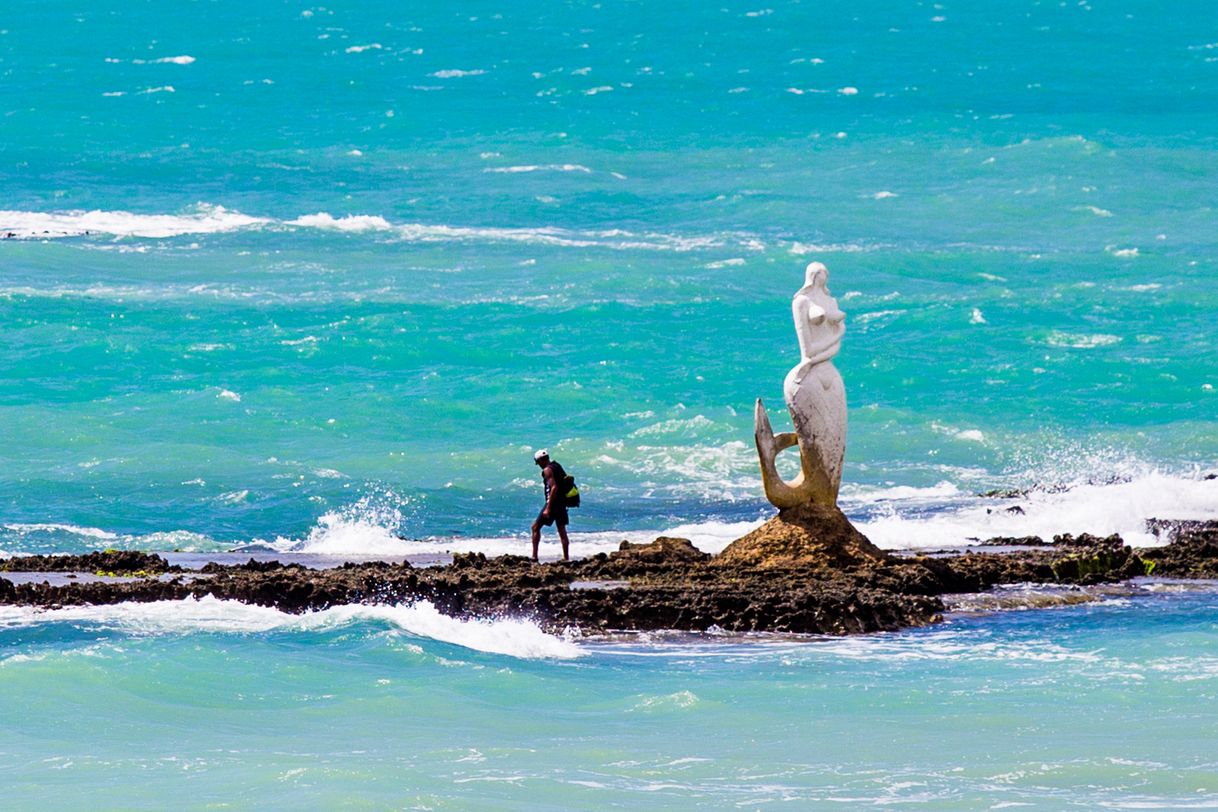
[1052,533,1125,550]
[1140,521,1218,577]
[200,558,291,574]
[978,536,1048,546]
[452,552,489,569]
[0,550,175,574]
[1146,518,1218,543]
[614,537,709,563]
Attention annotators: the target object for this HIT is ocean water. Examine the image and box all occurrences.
[5,587,1218,809]
[2,0,1218,805]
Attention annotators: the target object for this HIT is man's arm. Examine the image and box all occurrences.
[543,467,561,515]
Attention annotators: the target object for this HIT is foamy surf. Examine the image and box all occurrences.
[0,206,761,252]
[850,470,1218,550]
[298,470,1214,559]
[271,502,762,559]
[0,596,582,659]
[0,204,267,239]
[6,470,1213,562]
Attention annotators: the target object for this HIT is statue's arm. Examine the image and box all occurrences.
[794,294,826,327]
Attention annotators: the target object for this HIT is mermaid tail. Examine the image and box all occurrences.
[755,360,845,509]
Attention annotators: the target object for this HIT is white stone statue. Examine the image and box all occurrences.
[754,262,847,509]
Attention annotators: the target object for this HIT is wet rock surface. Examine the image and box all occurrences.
[3,520,1218,636]
[0,550,176,574]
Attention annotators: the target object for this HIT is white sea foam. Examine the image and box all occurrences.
[1044,330,1121,348]
[0,204,267,239]
[290,510,408,556]
[384,223,742,252]
[287,212,392,232]
[7,470,1211,565]
[129,55,195,65]
[614,440,760,504]
[271,489,762,559]
[817,629,1106,664]
[0,206,755,253]
[633,690,700,710]
[344,44,382,53]
[843,481,964,504]
[0,597,581,659]
[788,240,876,255]
[430,69,486,78]
[851,470,1218,550]
[483,164,593,174]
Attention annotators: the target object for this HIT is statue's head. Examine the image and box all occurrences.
[794,262,845,362]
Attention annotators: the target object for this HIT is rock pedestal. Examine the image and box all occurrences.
[715,502,886,570]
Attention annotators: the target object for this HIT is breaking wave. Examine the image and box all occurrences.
[0,596,582,659]
[847,469,1218,550]
[0,204,761,252]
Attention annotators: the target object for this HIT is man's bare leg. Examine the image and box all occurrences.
[530,520,542,561]
[557,524,570,561]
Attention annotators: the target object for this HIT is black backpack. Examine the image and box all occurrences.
[563,473,581,508]
[548,461,581,508]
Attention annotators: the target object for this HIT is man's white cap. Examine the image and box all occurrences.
[533,449,549,461]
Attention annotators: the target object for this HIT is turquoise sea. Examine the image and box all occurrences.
[2,0,1217,806]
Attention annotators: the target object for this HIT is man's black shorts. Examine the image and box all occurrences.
[536,505,569,527]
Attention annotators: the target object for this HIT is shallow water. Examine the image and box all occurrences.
[2,589,1217,809]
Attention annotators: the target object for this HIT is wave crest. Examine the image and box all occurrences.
[0,596,582,659]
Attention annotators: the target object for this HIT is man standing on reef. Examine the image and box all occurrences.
[530,449,570,562]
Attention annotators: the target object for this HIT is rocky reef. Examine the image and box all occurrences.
[2,517,1217,637]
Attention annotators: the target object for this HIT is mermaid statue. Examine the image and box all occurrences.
[754,262,847,509]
